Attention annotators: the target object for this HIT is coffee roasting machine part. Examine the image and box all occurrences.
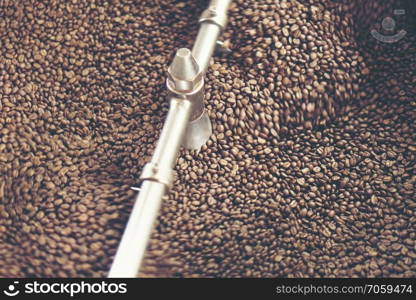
[108,0,233,278]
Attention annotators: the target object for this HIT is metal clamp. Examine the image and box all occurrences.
[199,6,228,29]
[140,162,173,189]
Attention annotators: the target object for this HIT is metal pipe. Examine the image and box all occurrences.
[192,23,221,74]
[210,0,233,13]
[192,0,232,73]
[109,0,233,278]
[150,97,192,171]
[108,181,166,277]
[109,98,192,278]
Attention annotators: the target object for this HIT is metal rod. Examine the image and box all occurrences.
[150,98,192,170]
[192,0,233,73]
[109,98,192,278]
[192,23,221,74]
[108,181,166,277]
[211,0,233,13]
[109,0,233,278]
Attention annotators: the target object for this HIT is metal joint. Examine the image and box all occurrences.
[166,48,205,122]
[166,76,204,100]
[140,162,173,189]
[199,6,228,30]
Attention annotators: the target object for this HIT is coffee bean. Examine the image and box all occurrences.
[0,0,415,279]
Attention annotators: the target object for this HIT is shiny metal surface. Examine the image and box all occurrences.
[193,0,232,73]
[108,181,166,277]
[109,98,192,278]
[109,0,233,278]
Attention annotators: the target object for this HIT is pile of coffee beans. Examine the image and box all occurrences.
[0,0,204,277]
[143,0,416,278]
[0,0,414,277]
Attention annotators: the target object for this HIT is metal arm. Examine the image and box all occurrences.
[108,97,191,277]
[193,0,233,73]
[108,0,233,278]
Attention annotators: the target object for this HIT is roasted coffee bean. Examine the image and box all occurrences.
[0,0,415,278]
[142,0,415,278]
